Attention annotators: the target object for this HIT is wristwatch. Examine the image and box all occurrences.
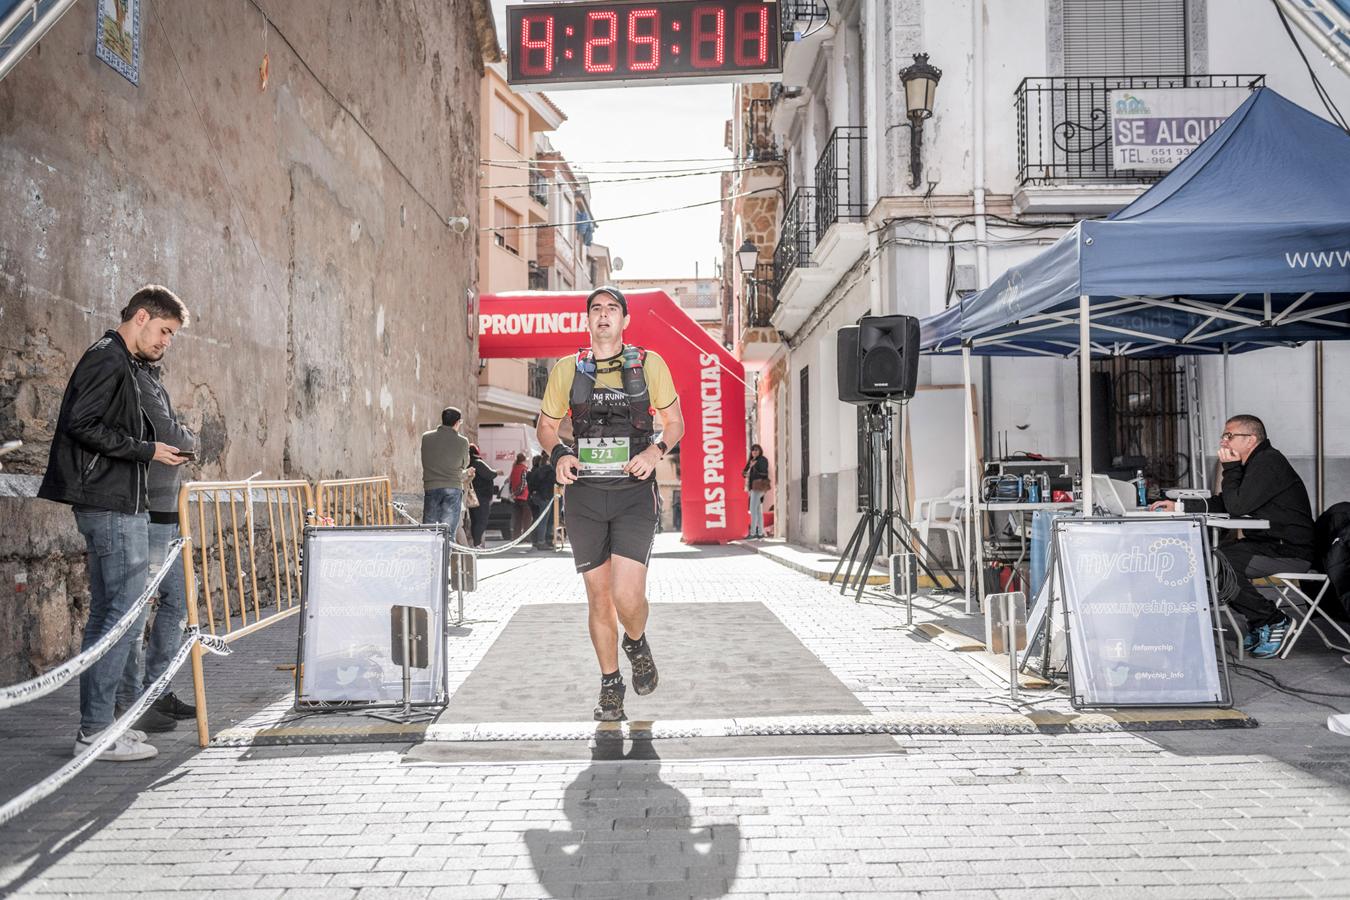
[655,440,669,457]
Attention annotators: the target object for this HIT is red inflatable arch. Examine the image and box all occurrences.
[478,290,748,544]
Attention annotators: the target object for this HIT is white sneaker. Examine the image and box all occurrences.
[73,729,158,762]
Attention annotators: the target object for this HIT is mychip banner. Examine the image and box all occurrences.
[1055,517,1228,708]
[1110,87,1250,171]
[297,527,448,706]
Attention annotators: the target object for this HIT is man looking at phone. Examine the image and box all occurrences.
[39,285,191,761]
[537,287,684,721]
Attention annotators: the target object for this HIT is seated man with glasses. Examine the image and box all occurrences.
[1150,414,1314,658]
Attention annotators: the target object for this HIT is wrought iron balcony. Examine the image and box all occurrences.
[1015,74,1264,186]
[744,262,777,329]
[527,359,549,399]
[783,0,829,24]
[773,186,816,297]
[814,126,866,235]
[528,261,548,290]
[528,168,550,206]
[744,98,780,162]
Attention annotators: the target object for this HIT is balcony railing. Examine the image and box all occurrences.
[527,360,549,399]
[744,98,780,162]
[783,0,829,24]
[773,186,816,296]
[744,261,777,329]
[528,262,548,291]
[814,126,866,235]
[528,168,550,206]
[1015,74,1264,186]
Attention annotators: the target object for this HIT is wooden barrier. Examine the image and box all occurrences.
[315,476,395,526]
[178,479,314,746]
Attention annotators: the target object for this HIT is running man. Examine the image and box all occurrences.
[537,287,684,721]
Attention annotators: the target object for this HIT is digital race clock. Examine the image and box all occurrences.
[506,1,783,90]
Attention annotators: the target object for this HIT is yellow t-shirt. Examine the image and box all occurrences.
[540,348,678,420]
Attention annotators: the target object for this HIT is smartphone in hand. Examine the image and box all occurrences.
[176,450,196,460]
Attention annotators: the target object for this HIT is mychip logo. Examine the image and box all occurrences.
[1073,537,1198,587]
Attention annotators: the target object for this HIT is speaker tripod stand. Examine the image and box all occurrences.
[829,403,960,603]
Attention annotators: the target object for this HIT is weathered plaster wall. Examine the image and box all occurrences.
[0,1,484,681]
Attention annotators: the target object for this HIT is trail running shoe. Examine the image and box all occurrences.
[594,680,626,721]
[1251,616,1292,659]
[623,634,659,696]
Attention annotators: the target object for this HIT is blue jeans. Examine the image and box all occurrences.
[424,487,464,530]
[74,509,149,734]
[118,520,187,707]
[749,489,767,537]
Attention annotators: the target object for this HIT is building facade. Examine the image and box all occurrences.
[477,65,566,426]
[724,0,1350,550]
[0,1,497,680]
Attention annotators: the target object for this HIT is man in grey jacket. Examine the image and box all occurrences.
[421,407,470,532]
[117,359,198,733]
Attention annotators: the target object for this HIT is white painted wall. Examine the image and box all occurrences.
[772,0,1350,549]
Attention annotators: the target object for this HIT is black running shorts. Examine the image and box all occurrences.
[564,479,659,573]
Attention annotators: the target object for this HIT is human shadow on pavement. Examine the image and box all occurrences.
[524,736,741,899]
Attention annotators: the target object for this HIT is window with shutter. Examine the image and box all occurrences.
[1062,0,1188,77]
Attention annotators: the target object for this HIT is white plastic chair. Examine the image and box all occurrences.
[915,487,965,569]
[1268,572,1350,658]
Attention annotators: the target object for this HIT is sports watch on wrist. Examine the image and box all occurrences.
[655,440,669,457]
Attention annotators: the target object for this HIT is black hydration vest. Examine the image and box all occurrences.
[569,345,655,447]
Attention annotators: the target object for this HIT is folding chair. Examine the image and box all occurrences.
[915,487,965,570]
[1268,572,1350,659]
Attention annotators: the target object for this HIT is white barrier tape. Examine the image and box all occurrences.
[392,498,558,556]
[0,539,186,711]
[0,625,230,828]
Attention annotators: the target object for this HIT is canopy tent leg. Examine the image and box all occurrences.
[1079,294,1094,514]
[962,345,975,613]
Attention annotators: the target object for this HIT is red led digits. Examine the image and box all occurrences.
[733,3,768,66]
[627,8,661,72]
[519,15,554,76]
[691,6,725,68]
[584,10,618,73]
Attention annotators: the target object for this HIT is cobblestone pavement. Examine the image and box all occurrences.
[2,536,1348,899]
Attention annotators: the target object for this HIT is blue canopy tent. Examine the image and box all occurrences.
[918,87,1350,604]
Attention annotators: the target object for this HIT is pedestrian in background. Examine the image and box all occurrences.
[420,406,469,531]
[509,451,531,540]
[38,285,191,762]
[119,351,199,734]
[527,452,556,549]
[467,444,498,549]
[742,443,770,539]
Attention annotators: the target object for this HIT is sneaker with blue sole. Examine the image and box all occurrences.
[1251,616,1292,658]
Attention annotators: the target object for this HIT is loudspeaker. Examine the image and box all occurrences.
[836,315,920,404]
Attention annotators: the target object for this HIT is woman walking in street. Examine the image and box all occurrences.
[742,443,770,539]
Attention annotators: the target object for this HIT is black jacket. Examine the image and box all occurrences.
[742,455,769,489]
[134,362,195,514]
[1183,440,1314,560]
[38,330,155,514]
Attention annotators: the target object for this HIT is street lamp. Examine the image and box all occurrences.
[736,237,759,274]
[899,53,942,189]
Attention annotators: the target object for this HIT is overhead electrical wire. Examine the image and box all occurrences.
[481,159,753,176]
[488,183,783,230]
[1270,0,1350,133]
[482,163,775,190]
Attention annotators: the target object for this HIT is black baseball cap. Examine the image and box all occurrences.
[586,286,628,316]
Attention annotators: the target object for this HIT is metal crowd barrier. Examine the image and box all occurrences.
[315,475,394,526]
[179,478,313,745]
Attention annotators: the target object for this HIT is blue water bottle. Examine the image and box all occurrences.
[1135,469,1147,507]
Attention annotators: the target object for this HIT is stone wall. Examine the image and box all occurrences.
[0,2,488,682]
